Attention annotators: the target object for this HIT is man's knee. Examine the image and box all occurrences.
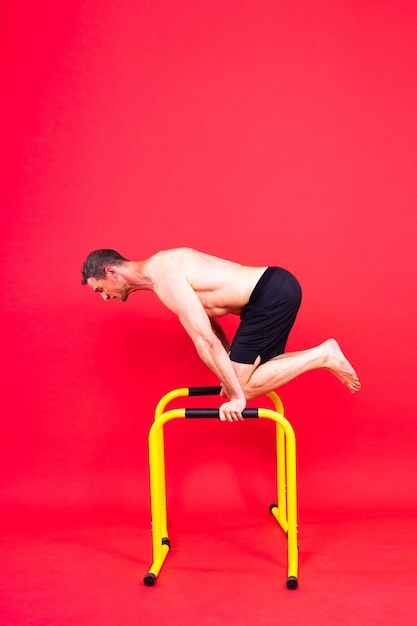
[241,378,264,401]
[236,357,263,400]
[231,356,261,386]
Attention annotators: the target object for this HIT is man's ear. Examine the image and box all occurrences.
[104,266,118,279]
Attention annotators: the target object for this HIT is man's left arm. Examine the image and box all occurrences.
[210,318,230,352]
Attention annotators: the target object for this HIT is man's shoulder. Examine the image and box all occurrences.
[152,247,199,259]
[144,248,200,281]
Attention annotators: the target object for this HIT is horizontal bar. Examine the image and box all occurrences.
[185,408,259,419]
[188,386,222,397]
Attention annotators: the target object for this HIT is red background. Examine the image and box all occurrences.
[1,1,416,624]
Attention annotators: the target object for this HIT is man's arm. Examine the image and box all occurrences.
[153,272,245,421]
[210,318,230,352]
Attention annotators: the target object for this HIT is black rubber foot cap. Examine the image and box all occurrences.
[144,573,157,587]
[286,576,298,590]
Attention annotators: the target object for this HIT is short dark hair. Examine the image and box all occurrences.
[81,249,129,284]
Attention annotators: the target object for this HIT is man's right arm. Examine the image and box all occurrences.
[153,271,246,421]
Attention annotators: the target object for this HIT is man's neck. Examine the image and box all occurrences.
[120,260,154,292]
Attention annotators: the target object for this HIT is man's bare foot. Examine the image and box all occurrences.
[323,338,361,393]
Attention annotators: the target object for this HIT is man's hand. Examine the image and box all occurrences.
[219,397,246,422]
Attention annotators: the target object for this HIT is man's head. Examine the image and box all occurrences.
[81,249,131,301]
[81,249,128,284]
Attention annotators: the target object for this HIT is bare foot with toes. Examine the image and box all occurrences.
[323,338,361,393]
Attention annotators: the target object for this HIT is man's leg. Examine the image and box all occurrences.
[232,338,361,400]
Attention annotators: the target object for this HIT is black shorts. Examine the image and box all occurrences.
[229,267,302,365]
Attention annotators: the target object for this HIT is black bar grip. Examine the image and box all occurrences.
[185,408,259,419]
[188,386,222,397]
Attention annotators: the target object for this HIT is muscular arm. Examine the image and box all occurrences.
[153,270,245,421]
[210,318,231,352]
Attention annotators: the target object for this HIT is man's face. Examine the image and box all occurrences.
[87,273,130,302]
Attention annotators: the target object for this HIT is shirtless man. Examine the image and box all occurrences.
[81,247,361,422]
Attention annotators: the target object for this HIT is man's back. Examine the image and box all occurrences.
[144,248,267,317]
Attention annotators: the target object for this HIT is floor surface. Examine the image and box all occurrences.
[1,505,415,626]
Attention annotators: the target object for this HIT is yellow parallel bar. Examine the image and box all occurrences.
[153,390,189,541]
[270,504,288,534]
[266,390,284,415]
[146,393,298,588]
[155,388,190,419]
[267,392,287,530]
[145,542,170,580]
[258,408,298,582]
[148,409,186,582]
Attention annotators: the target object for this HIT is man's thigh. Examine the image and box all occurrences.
[230,356,261,387]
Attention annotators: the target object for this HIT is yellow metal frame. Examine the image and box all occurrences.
[144,387,299,590]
